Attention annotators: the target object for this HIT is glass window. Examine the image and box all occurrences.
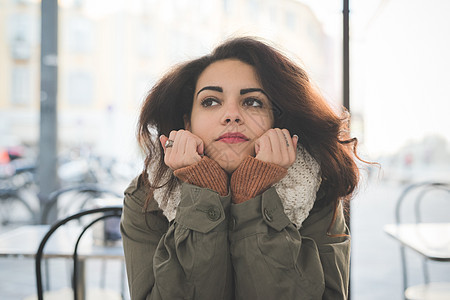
[285,11,296,31]
[11,65,31,104]
[8,14,32,60]
[138,22,157,58]
[67,71,94,105]
[64,17,94,53]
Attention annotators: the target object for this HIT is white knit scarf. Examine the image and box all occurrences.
[149,145,322,227]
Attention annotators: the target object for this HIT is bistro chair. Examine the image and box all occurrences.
[388,182,450,300]
[35,206,124,300]
[41,184,122,224]
[39,184,123,294]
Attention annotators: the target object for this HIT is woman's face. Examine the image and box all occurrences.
[186,59,274,173]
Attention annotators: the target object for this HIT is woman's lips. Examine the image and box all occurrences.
[216,132,249,144]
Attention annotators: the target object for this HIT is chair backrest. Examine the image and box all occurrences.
[395,182,450,224]
[41,184,122,224]
[393,181,450,295]
[35,206,122,300]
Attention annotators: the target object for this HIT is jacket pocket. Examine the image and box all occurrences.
[257,231,297,269]
[318,237,351,300]
[254,231,325,299]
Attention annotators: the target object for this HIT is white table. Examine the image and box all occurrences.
[0,225,124,299]
[384,223,450,261]
[384,223,450,299]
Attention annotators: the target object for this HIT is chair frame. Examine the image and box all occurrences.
[35,206,122,300]
[394,181,450,299]
[41,184,122,224]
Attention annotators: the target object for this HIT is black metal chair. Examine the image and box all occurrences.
[394,182,450,300]
[35,206,123,300]
[41,184,122,224]
[39,184,123,295]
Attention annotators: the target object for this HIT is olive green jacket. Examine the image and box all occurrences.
[120,175,350,300]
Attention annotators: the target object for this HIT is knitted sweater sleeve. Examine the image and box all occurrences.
[174,156,229,196]
[230,156,287,204]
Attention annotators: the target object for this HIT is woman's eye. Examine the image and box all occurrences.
[243,98,263,108]
[201,97,220,107]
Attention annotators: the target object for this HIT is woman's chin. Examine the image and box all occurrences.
[222,163,239,174]
[205,143,255,173]
[213,153,253,174]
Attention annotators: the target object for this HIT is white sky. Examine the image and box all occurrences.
[305,0,450,157]
[352,0,450,156]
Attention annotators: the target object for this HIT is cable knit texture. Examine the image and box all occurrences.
[148,144,322,226]
[273,145,322,226]
[173,156,229,196]
[230,156,287,204]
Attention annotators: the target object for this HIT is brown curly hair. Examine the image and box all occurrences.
[137,36,361,224]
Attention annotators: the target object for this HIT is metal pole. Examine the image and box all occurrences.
[342,0,351,228]
[343,1,351,299]
[38,0,59,224]
[343,0,350,112]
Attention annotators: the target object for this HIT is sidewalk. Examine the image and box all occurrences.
[351,180,404,299]
[351,179,450,299]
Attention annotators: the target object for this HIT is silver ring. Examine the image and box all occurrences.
[283,134,290,147]
[165,139,174,148]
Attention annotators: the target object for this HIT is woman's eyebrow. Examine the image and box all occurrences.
[196,86,223,96]
[240,88,267,96]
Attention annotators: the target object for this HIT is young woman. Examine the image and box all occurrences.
[120,37,360,299]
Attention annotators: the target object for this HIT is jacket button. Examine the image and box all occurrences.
[229,217,236,230]
[263,208,273,222]
[207,207,221,221]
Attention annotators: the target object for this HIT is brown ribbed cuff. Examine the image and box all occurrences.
[230,156,287,204]
[174,156,229,196]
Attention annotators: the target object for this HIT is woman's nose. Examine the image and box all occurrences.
[225,117,241,124]
[221,101,243,125]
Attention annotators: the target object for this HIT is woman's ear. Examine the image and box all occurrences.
[184,115,191,131]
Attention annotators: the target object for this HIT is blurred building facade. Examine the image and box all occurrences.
[0,0,337,160]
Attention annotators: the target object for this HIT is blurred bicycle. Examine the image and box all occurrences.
[0,154,39,227]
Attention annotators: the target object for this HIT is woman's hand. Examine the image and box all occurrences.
[160,130,205,170]
[254,128,298,169]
